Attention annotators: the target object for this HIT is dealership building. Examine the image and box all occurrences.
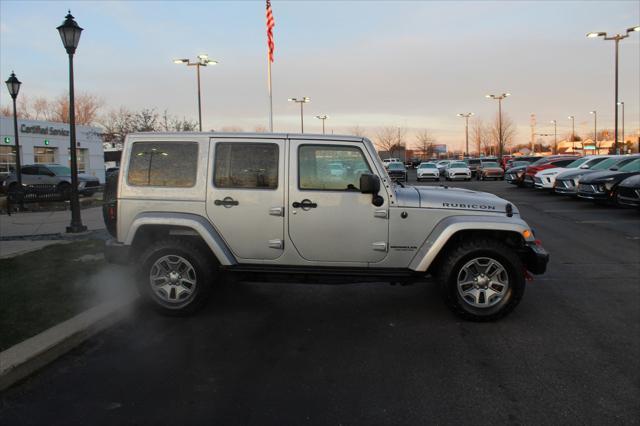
[0,116,105,183]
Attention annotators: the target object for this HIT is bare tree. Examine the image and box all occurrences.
[488,113,516,156]
[415,129,436,159]
[159,110,198,132]
[375,126,407,158]
[349,125,367,138]
[471,118,489,156]
[2,92,103,125]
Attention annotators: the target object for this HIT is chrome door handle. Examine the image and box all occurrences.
[214,196,239,208]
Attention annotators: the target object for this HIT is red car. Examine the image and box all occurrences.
[500,155,512,170]
[522,156,580,187]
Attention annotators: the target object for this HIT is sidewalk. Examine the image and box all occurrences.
[0,207,105,258]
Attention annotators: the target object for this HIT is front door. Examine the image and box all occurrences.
[206,138,285,260]
[288,140,389,263]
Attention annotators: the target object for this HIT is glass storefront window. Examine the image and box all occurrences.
[34,147,57,164]
[0,146,16,175]
[67,148,89,173]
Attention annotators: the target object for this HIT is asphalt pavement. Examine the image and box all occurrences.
[1,171,639,425]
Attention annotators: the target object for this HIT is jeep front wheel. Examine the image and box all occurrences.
[137,238,216,315]
[437,239,525,321]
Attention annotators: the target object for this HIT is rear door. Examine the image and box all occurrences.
[206,138,285,260]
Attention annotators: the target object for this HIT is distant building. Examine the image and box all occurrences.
[0,116,105,182]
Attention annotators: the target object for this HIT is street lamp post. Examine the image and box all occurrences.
[57,11,87,233]
[618,101,625,151]
[550,120,558,154]
[587,26,639,154]
[288,97,310,133]
[457,113,474,157]
[590,111,597,152]
[173,55,218,132]
[485,93,510,159]
[5,72,23,206]
[568,115,576,153]
[315,115,329,134]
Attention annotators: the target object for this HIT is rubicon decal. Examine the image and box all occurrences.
[442,203,497,210]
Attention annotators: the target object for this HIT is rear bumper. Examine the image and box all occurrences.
[522,242,549,275]
[105,239,131,265]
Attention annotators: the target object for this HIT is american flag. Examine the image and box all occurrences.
[266,0,275,62]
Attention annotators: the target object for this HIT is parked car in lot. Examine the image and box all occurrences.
[477,161,504,180]
[554,155,638,196]
[505,162,533,186]
[328,162,346,177]
[386,162,408,182]
[522,156,580,187]
[506,156,540,170]
[616,174,640,209]
[382,158,401,169]
[2,164,101,196]
[416,162,440,181]
[577,158,640,204]
[445,161,472,181]
[533,155,610,190]
[466,158,482,177]
[436,160,452,176]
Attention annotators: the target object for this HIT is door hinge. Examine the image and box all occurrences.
[372,242,388,251]
[374,209,388,219]
[269,207,284,217]
[268,239,284,249]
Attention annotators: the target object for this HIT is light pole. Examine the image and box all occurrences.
[590,111,597,152]
[568,115,576,153]
[587,26,639,154]
[485,93,510,159]
[5,72,23,204]
[618,101,625,150]
[57,11,86,233]
[288,97,310,133]
[550,120,558,154]
[315,115,328,134]
[457,113,474,157]
[173,55,219,132]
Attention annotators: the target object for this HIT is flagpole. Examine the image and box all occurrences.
[268,53,273,132]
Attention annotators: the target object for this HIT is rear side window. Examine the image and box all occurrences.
[214,143,279,189]
[128,142,198,187]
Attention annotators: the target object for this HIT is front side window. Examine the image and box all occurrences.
[128,142,198,187]
[299,145,371,191]
[619,159,640,172]
[214,143,278,189]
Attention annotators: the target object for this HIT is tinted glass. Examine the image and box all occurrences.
[566,157,590,168]
[47,165,71,176]
[552,159,576,167]
[619,159,640,172]
[299,145,371,191]
[482,162,499,167]
[451,162,467,168]
[21,166,37,175]
[512,161,529,167]
[419,163,436,168]
[388,163,405,170]
[128,142,198,187]
[214,143,278,189]
[591,157,620,170]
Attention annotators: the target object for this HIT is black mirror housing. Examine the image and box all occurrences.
[360,173,380,194]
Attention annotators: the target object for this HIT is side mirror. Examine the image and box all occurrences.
[360,173,380,194]
[579,165,589,169]
[610,166,619,171]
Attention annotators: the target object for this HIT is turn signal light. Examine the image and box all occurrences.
[522,230,532,239]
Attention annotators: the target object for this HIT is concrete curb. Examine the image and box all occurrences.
[0,296,137,391]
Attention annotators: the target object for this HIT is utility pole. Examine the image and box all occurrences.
[457,113,474,157]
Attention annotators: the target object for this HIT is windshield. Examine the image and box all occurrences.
[482,162,499,167]
[566,157,591,168]
[619,159,640,172]
[450,162,467,168]
[512,161,529,167]
[47,165,72,176]
[388,163,404,170]
[419,163,436,168]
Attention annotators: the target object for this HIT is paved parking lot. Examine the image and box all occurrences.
[1,172,639,425]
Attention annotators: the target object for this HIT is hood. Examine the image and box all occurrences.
[619,174,640,189]
[394,185,517,215]
[579,170,638,184]
[556,168,598,180]
[537,166,569,177]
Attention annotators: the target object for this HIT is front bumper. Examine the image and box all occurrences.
[553,179,578,195]
[418,173,439,179]
[105,239,131,265]
[522,242,549,275]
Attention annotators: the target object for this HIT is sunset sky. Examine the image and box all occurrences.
[1,0,638,150]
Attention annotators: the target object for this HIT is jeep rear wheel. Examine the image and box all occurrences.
[436,239,525,321]
[137,238,216,315]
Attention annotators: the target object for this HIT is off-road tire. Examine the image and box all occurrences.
[436,238,525,322]
[137,237,217,316]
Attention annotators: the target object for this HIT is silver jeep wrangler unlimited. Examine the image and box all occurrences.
[104,133,548,321]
